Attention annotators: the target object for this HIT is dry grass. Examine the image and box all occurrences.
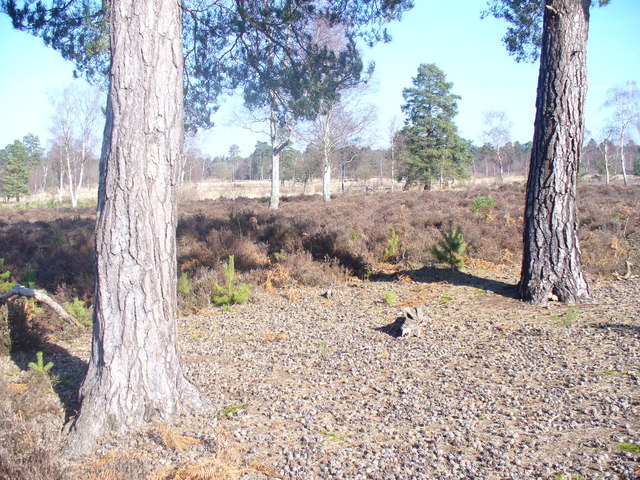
[0,180,638,478]
[0,373,65,479]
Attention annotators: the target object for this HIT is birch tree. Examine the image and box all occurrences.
[603,81,640,186]
[49,85,102,206]
[482,110,512,183]
[303,88,376,202]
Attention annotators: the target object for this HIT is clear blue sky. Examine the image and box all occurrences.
[1,0,639,157]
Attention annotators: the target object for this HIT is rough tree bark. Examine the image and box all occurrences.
[66,0,204,453]
[519,0,592,304]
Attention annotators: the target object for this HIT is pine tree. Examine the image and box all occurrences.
[0,140,30,202]
[431,222,467,270]
[4,0,415,453]
[399,63,471,189]
[485,0,611,304]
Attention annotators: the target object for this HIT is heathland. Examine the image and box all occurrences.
[0,181,638,479]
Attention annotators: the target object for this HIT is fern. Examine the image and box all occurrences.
[432,222,467,269]
[212,256,251,307]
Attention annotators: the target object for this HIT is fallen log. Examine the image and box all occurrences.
[0,283,83,328]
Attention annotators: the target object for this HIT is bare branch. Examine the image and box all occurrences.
[0,284,83,328]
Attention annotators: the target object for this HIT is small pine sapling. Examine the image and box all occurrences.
[384,292,397,306]
[28,351,54,376]
[0,258,13,293]
[177,272,191,296]
[470,195,495,220]
[63,298,92,326]
[24,265,38,289]
[432,222,467,269]
[384,228,400,261]
[212,255,251,307]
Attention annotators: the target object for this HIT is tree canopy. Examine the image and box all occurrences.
[3,0,414,131]
[483,0,610,63]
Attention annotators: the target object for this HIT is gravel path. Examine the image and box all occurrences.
[173,266,639,480]
[8,265,638,479]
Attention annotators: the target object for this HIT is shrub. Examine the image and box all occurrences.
[470,195,495,219]
[0,378,64,480]
[431,222,467,269]
[0,305,9,355]
[23,265,38,289]
[177,272,191,296]
[384,292,397,306]
[63,298,92,326]
[211,255,251,307]
[0,258,13,293]
[280,250,347,286]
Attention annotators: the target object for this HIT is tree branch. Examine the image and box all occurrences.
[0,284,83,328]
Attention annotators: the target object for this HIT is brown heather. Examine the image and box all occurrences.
[0,183,637,316]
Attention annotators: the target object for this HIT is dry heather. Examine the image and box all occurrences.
[1,183,638,306]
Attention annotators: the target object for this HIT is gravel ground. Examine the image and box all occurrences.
[5,265,640,479]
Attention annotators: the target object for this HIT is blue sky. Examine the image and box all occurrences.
[1,0,639,157]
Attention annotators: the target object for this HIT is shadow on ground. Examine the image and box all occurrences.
[370,265,519,298]
[374,316,406,338]
[6,301,87,423]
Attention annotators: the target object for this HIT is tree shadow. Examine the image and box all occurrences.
[6,301,87,423]
[369,265,519,299]
[588,322,640,337]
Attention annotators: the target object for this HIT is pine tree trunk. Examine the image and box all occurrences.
[519,0,592,304]
[66,0,204,454]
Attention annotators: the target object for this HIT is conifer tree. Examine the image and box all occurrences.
[3,0,415,452]
[399,63,471,189]
[0,139,31,202]
[486,0,610,303]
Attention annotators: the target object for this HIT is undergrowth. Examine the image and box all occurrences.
[0,183,637,316]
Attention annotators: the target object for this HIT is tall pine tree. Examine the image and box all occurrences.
[486,0,610,304]
[399,63,471,190]
[3,0,415,453]
[0,139,31,202]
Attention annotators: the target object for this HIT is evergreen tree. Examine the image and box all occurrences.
[0,139,31,201]
[486,0,610,304]
[399,63,471,189]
